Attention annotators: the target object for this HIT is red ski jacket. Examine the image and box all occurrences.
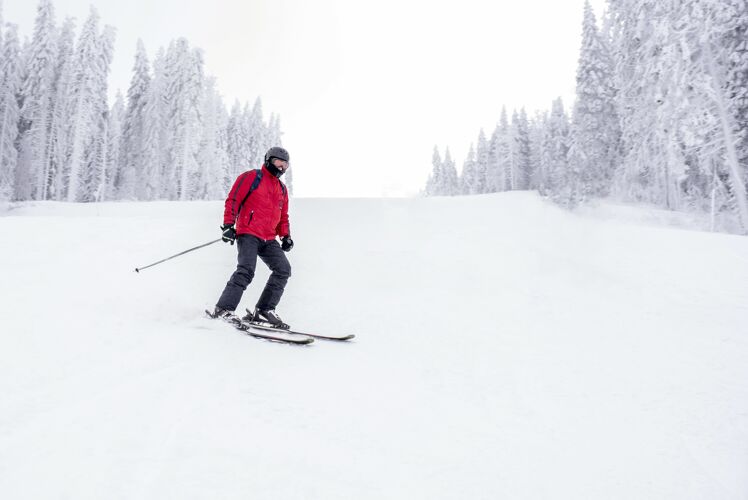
[223,165,290,241]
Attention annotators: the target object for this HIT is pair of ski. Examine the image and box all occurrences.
[206,309,355,345]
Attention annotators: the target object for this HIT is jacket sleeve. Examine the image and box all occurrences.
[223,171,254,225]
[276,189,290,237]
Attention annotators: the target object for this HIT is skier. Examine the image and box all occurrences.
[212,146,294,329]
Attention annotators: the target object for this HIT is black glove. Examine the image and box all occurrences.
[281,236,294,252]
[221,224,236,245]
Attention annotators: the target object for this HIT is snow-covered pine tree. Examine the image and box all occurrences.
[673,3,735,224]
[247,97,264,170]
[442,147,459,195]
[486,124,501,193]
[425,145,442,196]
[225,100,245,177]
[159,40,177,198]
[527,110,547,191]
[65,9,114,202]
[91,107,108,201]
[214,98,232,196]
[64,8,99,201]
[497,107,511,191]
[475,129,490,194]
[460,144,478,195]
[139,47,165,200]
[196,77,230,200]
[240,103,255,170]
[16,0,57,201]
[541,98,570,199]
[162,38,204,200]
[703,0,748,232]
[567,0,619,205]
[104,91,124,199]
[0,23,22,202]
[45,17,74,201]
[213,93,232,197]
[79,23,114,202]
[118,39,150,199]
[608,0,671,206]
[511,108,532,190]
[181,45,205,200]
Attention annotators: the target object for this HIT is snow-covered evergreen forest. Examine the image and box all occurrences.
[425,0,748,235]
[0,0,287,203]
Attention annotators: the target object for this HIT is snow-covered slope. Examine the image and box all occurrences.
[1,193,747,499]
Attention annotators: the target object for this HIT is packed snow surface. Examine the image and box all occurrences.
[1,192,747,499]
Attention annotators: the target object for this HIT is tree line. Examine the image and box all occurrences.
[426,0,748,234]
[0,0,287,204]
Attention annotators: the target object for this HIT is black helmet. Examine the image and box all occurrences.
[264,146,289,165]
[264,146,290,178]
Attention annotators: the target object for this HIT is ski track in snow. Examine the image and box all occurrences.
[1,192,747,499]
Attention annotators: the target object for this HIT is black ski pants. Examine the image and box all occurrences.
[216,234,291,312]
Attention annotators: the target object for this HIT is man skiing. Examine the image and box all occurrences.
[212,146,294,329]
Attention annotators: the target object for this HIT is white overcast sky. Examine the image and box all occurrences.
[6,0,606,197]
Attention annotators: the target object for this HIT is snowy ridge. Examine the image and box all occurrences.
[1,192,747,499]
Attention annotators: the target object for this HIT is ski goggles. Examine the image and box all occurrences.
[270,158,289,170]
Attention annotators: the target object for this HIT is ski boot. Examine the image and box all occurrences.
[249,308,290,330]
[210,306,243,327]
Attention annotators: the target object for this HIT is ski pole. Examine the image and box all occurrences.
[135,238,222,273]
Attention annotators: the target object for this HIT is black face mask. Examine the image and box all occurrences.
[266,159,287,178]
